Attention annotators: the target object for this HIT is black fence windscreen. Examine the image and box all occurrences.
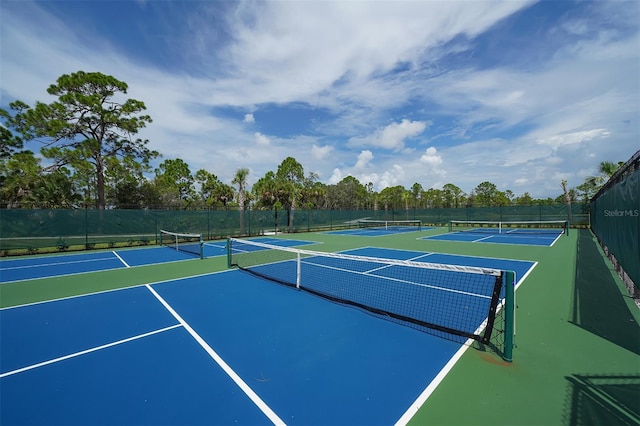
[590,150,640,298]
[1,203,588,254]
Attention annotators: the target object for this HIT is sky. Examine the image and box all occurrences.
[1,0,639,199]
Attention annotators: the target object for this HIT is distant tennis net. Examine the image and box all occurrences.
[448,220,568,235]
[227,237,515,361]
[357,219,422,231]
[160,229,203,259]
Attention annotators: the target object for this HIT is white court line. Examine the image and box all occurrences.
[408,253,435,261]
[0,324,181,378]
[0,269,235,311]
[112,251,130,268]
[145,284,286,426]
[394,335,475,426]
[396,262,539,425]
[549,234,563,247]
[0,251,199,285]
[0,256,117,271]
[365,263,395,274]
[472,235,495,243]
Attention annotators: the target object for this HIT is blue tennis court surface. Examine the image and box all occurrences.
[0,238,316,283]
[1,246,535,425]
[325,226,435,236]
[422,230,564,246]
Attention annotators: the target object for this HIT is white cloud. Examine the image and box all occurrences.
[348,119,428,150]
[328,168,343,185]
[536,128,610,149]
[377,165,405,190]
[311,144,333,160]
[214,1,534,107]
[355,150,374,169]
[419,147,442,167]
[0,0,637,200]
[419,146,446,179]
[350,164,405,191]
[254,132,270,146]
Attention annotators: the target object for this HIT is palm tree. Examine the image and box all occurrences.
[232,168,249,234]
[599,161,623,177]
[584,161,624,193]
[401,189,411,219]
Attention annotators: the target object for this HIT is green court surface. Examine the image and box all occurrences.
[1,227,638,425]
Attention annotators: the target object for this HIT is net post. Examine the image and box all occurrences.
[296,252,301,289]
[226,238,232,268]
[199,236,204,259]
[448,220,452,232]
[565,219,569,236]
[503,270,516,362]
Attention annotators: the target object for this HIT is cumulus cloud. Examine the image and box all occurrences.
[311,144,333,160]
[254,132,270,146]
[355,150,374,169]
[353,164,405,191]
[348,119,428,150]
[243,113,255,123]
[419,147,446,178]
[377,165,405,190]
[328,168,343,185]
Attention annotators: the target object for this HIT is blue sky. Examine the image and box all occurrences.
[1,0,638,198]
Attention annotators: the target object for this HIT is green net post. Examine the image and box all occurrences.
[503,270,516,362]
[447,220,452,232]
[199,236,204,260]
[226,238,232,268]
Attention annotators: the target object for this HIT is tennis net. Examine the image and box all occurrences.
[160,229,203,259]
[449,220,568,235]
[227,237,515,361]
[357,219,422,231]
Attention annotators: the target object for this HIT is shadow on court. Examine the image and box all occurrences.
[563,229,640,425]
[562,373,640,425]
[570,229,640,355]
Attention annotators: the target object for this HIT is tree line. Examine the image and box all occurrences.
[0,71,620,212]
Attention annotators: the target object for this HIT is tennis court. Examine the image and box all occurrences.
[0,237,316,283]
[422,219,568,246]
[1,239,535,425]
[1,226,637,425]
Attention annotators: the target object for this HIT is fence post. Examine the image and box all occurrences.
[503,270,516,362]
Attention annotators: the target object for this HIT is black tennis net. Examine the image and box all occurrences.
[357,219,422,231]
[449,220,568,235]
[160,229,203,259]
[227,238,515,358]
